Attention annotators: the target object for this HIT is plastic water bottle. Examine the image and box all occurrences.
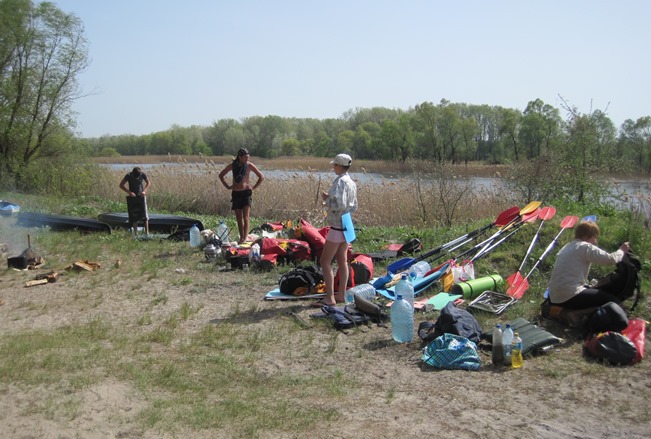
[391,294,414,343]
[502,324,514,365]
[408,261,431,280]
[216,221,230,243]
[249,243,261,263]
[395,274,414,308]
[511,332,523,369]
[491,324,504,366]
[345,284,376,304]
[189,224,201,247]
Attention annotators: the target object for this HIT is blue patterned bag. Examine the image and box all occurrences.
[421,333,481,371]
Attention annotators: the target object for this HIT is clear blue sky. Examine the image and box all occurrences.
[53,0,651,138]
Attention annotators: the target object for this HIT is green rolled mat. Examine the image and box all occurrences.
[450,274,503,300]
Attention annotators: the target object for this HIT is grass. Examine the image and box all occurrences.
[1,159,650,436]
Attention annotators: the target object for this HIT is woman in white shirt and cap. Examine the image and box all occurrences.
[318,153,358,306]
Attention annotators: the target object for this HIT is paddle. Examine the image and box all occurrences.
[453,201,542,262]
[507,215,579,299]
[470,208,541,262]
[387,206,520,274]
[505,206,556,296]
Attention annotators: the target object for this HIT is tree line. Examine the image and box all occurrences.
[83,100,651,175]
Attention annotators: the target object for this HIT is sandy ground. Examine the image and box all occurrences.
[0,246,650,439]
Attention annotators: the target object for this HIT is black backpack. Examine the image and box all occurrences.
[583,331,638,366]
[418,301,483,344]
[278,265,323,296]
[583,302,629,337]
[594,252,642,311]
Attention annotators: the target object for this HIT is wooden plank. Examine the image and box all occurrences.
[25,279,48,287]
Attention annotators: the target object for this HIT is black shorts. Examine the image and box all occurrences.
[231,189,252,210]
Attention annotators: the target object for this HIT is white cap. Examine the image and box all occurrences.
[330,153,352,167]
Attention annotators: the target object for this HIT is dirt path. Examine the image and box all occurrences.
[0,252,650,438]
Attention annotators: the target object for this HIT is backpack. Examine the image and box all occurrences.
[583,331,638,366]
[418,301,483,344]
[583,302,629,337]
[350,253,374,285]
[278,265,324,296]
[313,305,371,330]
[594,252,642,311]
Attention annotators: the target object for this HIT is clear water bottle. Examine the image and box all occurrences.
[395,274,414,308]
[408,261,431,280]
[345,283,376,304]
[391,294,414,343]
[216,221,230,243]
[189,224,201,247]
[491,324,504,367]
[511,332,523,369]
[502,324,514,365]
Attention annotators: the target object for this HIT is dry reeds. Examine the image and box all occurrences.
[92,158,514,227]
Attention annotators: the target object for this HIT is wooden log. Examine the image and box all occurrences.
[25,279,49,287]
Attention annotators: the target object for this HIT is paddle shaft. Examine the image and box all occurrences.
[387,216,505,273]
[471,219,530,262]
[525,222,573,278]
[415,224,491,261]
[458,209,535,262]
[516,210,554,273]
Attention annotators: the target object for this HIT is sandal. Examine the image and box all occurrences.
[311,299,336,308]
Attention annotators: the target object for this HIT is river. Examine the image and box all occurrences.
[105,163,650,205]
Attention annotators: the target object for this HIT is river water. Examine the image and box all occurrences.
[106,163,650,205]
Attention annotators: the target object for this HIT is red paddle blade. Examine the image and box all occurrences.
[507,277,529,299]
[560,215,579,229]
[506,271,523,290]
[538,206,556,221]
[522,208,540,222]
[495,206,521,227]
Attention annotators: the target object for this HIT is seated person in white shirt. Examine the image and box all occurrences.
[547,221,630,310]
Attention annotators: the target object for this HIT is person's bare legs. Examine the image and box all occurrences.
[320,240,348,305]
[241,205,251,242]
[234,209,245,243]
[334,242,349,302]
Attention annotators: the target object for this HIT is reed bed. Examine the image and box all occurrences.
[94,158,515,228]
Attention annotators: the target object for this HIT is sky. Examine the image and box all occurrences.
[52,0,651,138]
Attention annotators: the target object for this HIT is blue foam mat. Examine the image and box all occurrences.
[264,288,326,301]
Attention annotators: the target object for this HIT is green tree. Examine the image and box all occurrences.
[560,108,613,202]
[618,116,651,173]
[438,101,462,163]
[520,99,563,159]
[0,0,89,187]
[413,101,442,163]
[497,107,522,161]
[280,137,300,156]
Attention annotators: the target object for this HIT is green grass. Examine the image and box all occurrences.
[1,188,650,436]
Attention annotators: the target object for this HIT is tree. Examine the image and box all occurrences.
[438,102,462,163]
[413,101,442,163]
[559,106,614,202]
[618,116,651,173]
[520,99,562,159]
[0,0,89,187]
[497,107,522,161]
